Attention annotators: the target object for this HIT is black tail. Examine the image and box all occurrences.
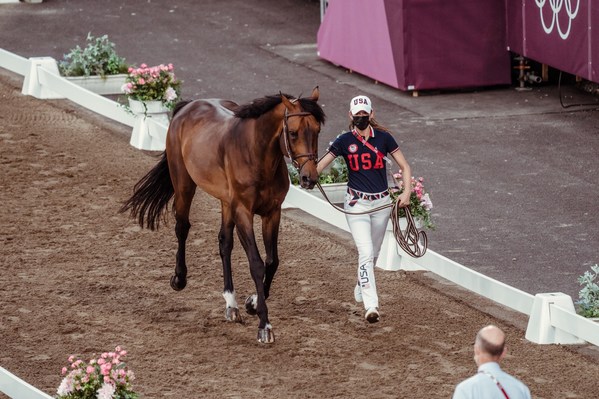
[120,152,174,230]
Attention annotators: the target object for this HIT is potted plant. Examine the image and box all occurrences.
[389,171,435,230]
[121,63,182,151]
[55,346,138,399]
[58,33,130,95]
[121,63,182,115]
[575,264,599,320]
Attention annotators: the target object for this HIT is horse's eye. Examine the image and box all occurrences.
[289,131,298,139]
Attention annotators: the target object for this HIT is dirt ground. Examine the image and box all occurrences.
[1,71,599,399]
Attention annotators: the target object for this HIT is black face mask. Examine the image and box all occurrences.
[353,115,370,130]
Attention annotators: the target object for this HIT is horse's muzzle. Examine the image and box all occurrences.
[300,174,317,189]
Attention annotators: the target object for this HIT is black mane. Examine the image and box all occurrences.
[234,93,326,125]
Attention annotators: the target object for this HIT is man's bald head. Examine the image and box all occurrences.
[475,325,506,358]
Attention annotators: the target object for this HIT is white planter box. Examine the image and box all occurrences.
[128,99,170,151]
[65,74,127,95]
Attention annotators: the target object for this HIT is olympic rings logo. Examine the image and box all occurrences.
[535,0,580,40]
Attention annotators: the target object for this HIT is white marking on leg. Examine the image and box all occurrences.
[223,291,238,308]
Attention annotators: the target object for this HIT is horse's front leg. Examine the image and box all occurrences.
[261,209,281,301]
[245,209,281,314]
[235,210,273,344]
[219,204,242,323]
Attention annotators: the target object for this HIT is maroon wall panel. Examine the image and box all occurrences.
[505,0,524,55]
[400,0,510,90]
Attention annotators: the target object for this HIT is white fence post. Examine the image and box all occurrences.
[21,57,64,99]
[525,293,586,344]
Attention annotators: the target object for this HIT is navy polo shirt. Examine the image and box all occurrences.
[327,128,399,194]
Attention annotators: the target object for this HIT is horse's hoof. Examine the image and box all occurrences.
[245,294,257,316]
[170,275,186,291]
[257,327,275,344]
[225,307,243,323]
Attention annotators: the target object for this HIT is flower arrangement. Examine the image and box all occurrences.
[56,346,138,399]
[390,172,435,230]
[58,33,129,78]
[576,264,599,318]
[121,63,182,111]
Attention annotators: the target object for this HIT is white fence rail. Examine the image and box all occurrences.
[37,65,135,127]
[0,48,29,75]
[0,367,53,399]
[1,47,598,398]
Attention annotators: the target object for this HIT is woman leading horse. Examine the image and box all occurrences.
[121,87,325,343]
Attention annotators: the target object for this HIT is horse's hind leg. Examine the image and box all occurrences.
[170,175,196,291]
[219,203,242,323]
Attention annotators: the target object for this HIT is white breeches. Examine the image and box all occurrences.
[344,193,392,310]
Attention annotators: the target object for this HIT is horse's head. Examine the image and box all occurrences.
[280,87,325,189]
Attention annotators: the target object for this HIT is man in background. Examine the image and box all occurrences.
[453,325,531,399]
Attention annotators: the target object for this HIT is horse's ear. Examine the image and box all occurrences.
[308,86,319,102]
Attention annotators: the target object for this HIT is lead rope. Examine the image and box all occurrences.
[314,181,427,258]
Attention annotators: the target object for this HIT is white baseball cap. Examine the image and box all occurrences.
[350,95,372,115]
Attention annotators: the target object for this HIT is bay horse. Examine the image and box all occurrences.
[120,87,325,343]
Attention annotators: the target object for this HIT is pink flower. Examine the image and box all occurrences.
[86,365,94,374]
[101,362,112,375]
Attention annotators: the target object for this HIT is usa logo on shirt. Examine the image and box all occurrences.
[348,144,358,153]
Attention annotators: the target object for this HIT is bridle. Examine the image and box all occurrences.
[281,108,318,174]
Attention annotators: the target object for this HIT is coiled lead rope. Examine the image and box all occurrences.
[314,182,427,258]
[389,196,427,258]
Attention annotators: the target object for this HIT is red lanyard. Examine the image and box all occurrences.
[351,129,390,164]
[479,370,510,399]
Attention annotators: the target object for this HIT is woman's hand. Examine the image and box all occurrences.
[397,191,411,207]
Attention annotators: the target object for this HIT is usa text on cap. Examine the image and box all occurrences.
[350,95,372,115]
